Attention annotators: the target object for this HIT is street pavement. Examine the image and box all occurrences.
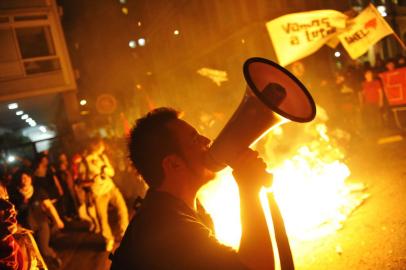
[292,129,406,270]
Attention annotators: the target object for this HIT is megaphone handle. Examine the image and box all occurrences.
[268,192,295,270]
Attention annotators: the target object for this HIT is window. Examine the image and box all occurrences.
[0,28,24,78]
[0,14,61,79]
[16,26,55,58]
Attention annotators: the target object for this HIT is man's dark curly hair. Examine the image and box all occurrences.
[128,107,181,189]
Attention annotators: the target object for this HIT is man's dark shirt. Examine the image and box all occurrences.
[110,190,248,269]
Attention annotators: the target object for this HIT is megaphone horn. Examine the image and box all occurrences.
[205,57,316,171]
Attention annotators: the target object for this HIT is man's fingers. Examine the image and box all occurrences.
[230,148,273,189]
[232,149,268,174]
[232,149,259,168]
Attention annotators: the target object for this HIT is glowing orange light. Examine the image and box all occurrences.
[198,117,369,251]
[138,38,146,46]
[129,40,136,48]
[198,169,241,248]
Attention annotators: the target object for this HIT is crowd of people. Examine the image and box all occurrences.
[0,105,288,270]
[1,53,405,270]
[0,137,145,269]
[290,54,406,138]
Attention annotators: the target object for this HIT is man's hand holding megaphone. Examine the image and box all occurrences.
[231,149,273,191]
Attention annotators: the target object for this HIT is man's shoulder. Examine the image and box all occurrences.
[110,200,203,263]
[111,205,247,270]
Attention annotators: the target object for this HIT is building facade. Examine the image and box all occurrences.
[0,0,79,134]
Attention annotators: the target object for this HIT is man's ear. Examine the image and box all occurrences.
[162,154,184,172]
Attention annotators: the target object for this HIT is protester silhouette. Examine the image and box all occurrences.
[85,138,128,252]
[111,107,274,270]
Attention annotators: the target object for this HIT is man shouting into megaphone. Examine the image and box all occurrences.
[110,107,275,270]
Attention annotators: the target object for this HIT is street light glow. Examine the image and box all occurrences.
[16,110,23,116]
[21,114,29,120]
[80,99,87,106]
[334,51,341,58]
[174,29,180,35]
[39,126,47,133]
[138,38,146,46]
[377,5,387,17]
[8,103,18,109]
[7,155,16,163]
[129,40,136,48]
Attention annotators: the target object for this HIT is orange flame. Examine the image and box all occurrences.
[198,116,369,251]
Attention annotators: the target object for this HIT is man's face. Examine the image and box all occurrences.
[364,71,373,82]
[41,156,49,166]
[59,153,68,164]
[21,173,32,188]
[386,62,395,71]
[0,199,18,240]
[167,119,215,187]
[94,141,105,155]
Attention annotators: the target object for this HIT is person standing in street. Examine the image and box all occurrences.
[85,138,129,252]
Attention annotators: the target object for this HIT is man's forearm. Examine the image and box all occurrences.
[230,149,275,270]
[238,189,274,270]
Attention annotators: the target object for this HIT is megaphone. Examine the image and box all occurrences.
[205,57,316,171]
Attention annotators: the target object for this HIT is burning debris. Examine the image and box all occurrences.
[198,105,370,249]
[197,67,229,86]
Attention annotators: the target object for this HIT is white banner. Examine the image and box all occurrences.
[338,4,394,59]
[266,10,347,66]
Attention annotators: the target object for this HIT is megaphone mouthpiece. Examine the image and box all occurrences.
[262,83,287,107]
